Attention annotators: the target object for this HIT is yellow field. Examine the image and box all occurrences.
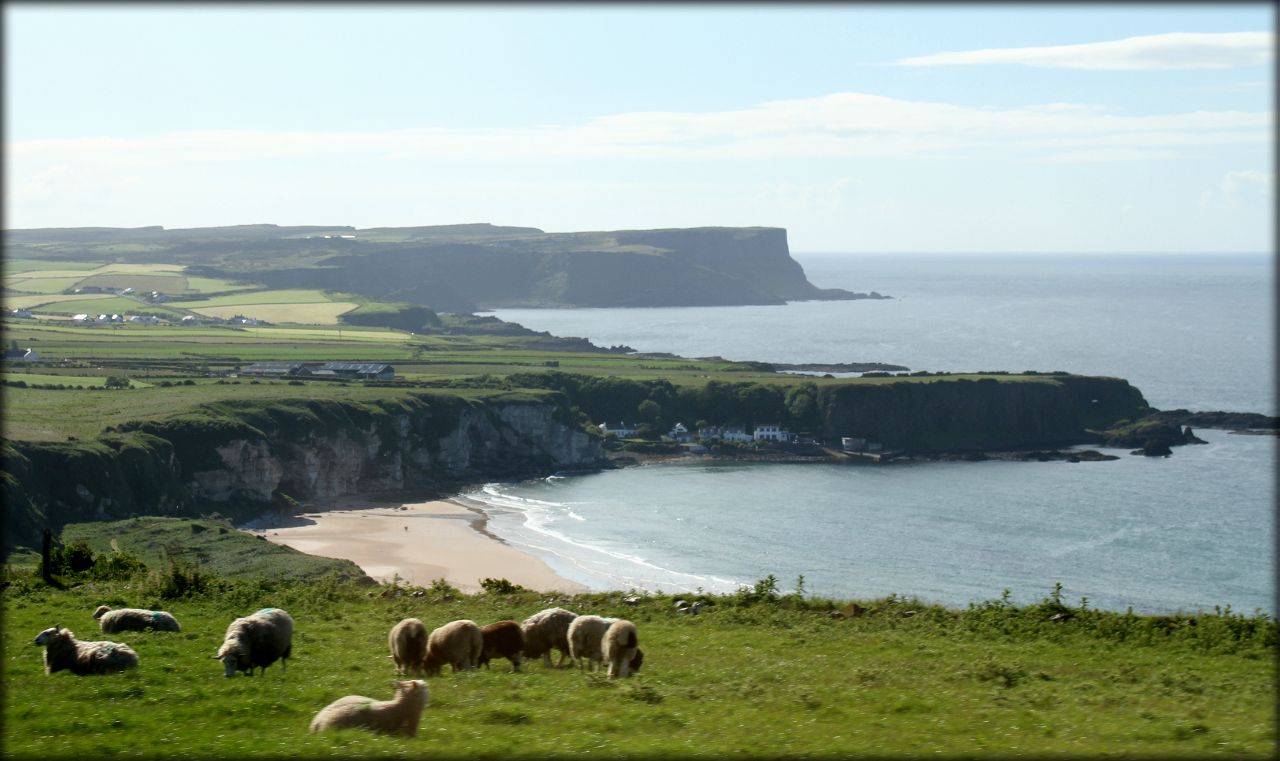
[249,326,414,342]
[190,302,359,324]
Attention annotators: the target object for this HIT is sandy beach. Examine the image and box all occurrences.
[243,495,587,594]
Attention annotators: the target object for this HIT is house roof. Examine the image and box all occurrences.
[318,362,392,373]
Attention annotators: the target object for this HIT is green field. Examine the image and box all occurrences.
[2,372,151,389]
[3,276,88,295]
[3,555,1274,759]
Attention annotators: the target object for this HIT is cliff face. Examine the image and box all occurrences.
[223,227,859,310]
[818,375,1150,451]
[3,394,603,551]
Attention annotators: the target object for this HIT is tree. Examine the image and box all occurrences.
[104,376,131,389]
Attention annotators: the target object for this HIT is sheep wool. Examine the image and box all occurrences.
[602,619,641,679]
[478,620,525,672]
[214,607,294,677]
[93,605,181,633]
[309,680,429,737]
[520,607,578,668]
[423,619,483,677]
[567,614,615,672]
[388,618,428,677]
[34,626,139,675]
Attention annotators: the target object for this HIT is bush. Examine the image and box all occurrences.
[480,577,527,594]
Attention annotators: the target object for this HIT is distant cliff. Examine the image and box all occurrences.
[5,223,877,311]
[2,392,604,551]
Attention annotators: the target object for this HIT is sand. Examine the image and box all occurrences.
[243,495,587,594]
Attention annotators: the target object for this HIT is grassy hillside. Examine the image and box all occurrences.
[3,563,1274,759]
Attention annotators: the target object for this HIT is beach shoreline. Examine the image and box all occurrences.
[241,494,588,594]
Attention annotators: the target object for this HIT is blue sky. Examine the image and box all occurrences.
[4,3,1274,252]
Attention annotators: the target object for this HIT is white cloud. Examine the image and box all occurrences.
[896,31,1273,70]
[1221,169,1274,199]
[7,91,1269,171]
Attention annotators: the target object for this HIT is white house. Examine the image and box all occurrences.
[721,426,752,443]
[753,423,792,443]
[697,425,723,441]
[667,422,694,443]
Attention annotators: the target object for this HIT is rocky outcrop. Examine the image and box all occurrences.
[3,393,604,552]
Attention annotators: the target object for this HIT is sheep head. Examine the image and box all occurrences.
[213,643,247,677]
[93,606,111,620]
[34,626,63,646]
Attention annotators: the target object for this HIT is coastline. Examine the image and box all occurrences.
[242,494,588,594]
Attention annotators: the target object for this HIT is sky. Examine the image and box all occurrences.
[4,3,1274,253]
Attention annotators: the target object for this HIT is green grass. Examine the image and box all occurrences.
[2,293,110,309]
[3,276,89,295]
[2,372,152,389]
[2,570,1274,759]
[27,296,150,315]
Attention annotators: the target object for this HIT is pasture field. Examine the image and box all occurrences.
[2,564,1274,759]
[4,259,104,274]
[190,301,358,325]
[2,276,88,295]
[1,372,151,389]
[177,289,343,307]
[2,293,110,310]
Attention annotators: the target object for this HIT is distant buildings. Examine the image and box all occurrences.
[239,361,395,381]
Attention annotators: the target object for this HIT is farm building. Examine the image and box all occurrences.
[241,362,310,377]
[311,362,395,380]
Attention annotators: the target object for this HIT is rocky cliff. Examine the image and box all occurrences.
[2,393,603,551]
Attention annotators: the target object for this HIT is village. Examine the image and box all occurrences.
[597,420,893,460]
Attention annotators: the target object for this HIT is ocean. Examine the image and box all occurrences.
[463,254,1274,615]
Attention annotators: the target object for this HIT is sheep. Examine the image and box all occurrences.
[602,619,641,679]
[388,618,428,677]
[567,614,615,672]
[93,605,181,633]
[33,626,139,675]
[309,679,429,737]
[478,620,525,672]
[423,619,483,677]
[520,607,577,668]
[213,607,294,677]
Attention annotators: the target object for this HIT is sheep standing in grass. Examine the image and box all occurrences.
[94,605,181,633]
[520,607,577,668]
[423,619,483,677]
[602,619,642,679]
[567,614,615,672]
[309,679,429,737]
[478,620,525,672]
[388,618,428,677]
[34,626,139,675]
[213,607,293,677]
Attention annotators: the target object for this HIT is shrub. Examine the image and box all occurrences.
[480,577,527,594]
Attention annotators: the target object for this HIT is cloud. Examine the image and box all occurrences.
[8,91,1269,172]
[896,31,1273,70]
[1221,170,1274,199]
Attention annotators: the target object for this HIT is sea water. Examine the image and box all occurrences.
[468,254,1275,614]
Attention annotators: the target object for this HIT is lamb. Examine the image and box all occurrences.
[213,607,294,677]
[567,614,615,672]
[601,619,642,679]
[478,620,525,672]
[309,679,429,737]
[93,605,181,633]
[520,607,577,668]
[422,619,483,677]
[388,618,428,677]
[33,626,139,675]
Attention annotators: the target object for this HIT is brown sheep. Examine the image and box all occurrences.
[478,620,525,672]
[423,620,483,677]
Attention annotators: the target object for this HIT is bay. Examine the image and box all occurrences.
[473,254,1275,614]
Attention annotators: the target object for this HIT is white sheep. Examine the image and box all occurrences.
[423,619,483,677]
[567,614,614,672]
[33,626,139,675]
[93,605,181,633]
[213,607,294,677]
[602,619,642,679]
[388,618,428,677]
[520,607,577,668]
[309,679,429,737]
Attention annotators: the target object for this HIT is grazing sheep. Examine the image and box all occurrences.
[93,605,182,633]
[602,619,641,679]
[33,626,139,675]
[309,679,429,737]
[567,614,615,672]
[423,619,483,677]
[213,607,294,677]
[388,618,428,677]
[478,620,525,672]
[520,607,577,668]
